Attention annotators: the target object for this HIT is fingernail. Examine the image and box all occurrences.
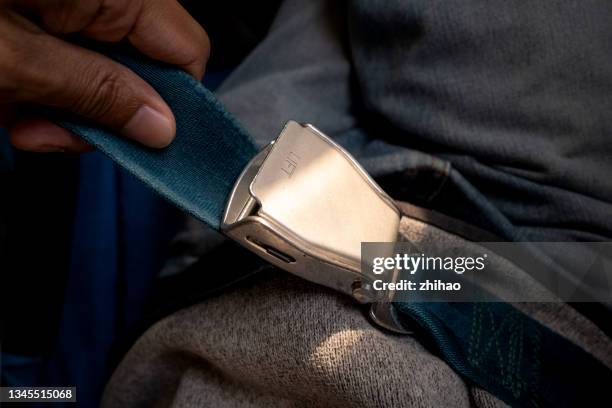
[122,105,175,148]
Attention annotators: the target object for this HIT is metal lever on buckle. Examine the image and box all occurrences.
[222,121,409,334]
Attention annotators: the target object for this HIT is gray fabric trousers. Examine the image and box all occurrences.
[103,214,612,407]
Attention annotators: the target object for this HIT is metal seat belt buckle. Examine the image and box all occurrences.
[222,121,409,333]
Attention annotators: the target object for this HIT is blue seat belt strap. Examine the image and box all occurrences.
[397,301,611,407]
[54,48,611,408]
[59,50,258,230]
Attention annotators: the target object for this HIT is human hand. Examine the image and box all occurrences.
[0,0,210,152]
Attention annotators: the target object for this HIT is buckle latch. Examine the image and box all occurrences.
[222,121,408,333]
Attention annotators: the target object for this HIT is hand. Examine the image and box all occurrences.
[0,0,210,152]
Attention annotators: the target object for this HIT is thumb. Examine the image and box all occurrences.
[5,19,176,148]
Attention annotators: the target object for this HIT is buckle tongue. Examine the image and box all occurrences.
[222,121,407,333]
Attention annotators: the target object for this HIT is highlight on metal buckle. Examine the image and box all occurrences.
[222,121,409,334]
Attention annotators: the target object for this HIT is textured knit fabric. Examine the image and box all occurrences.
[102,215,612,408]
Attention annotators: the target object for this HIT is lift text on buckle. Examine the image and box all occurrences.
[222,121,408,333]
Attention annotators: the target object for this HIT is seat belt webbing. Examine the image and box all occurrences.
[59,49,259,230]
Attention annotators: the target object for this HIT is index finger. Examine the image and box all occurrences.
[10,0,210,80]
[88,0,211,80]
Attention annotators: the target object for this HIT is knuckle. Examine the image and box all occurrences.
[0,11,52,99]
[73,64,126,121]
[0,40,39,98]
[0,32,17,69]
[0,19,30,96]
[83,0,142,41]
[40,0,101,34]
[0,50,18,97]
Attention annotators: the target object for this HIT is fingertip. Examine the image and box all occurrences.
[185,28,210,81]
[127,0,210,81]
[8,118,93,153]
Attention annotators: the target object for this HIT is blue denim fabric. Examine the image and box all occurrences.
[41,153,181,406]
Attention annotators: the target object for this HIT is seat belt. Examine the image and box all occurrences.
[56,46,611,407]
[60,51,258,230]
